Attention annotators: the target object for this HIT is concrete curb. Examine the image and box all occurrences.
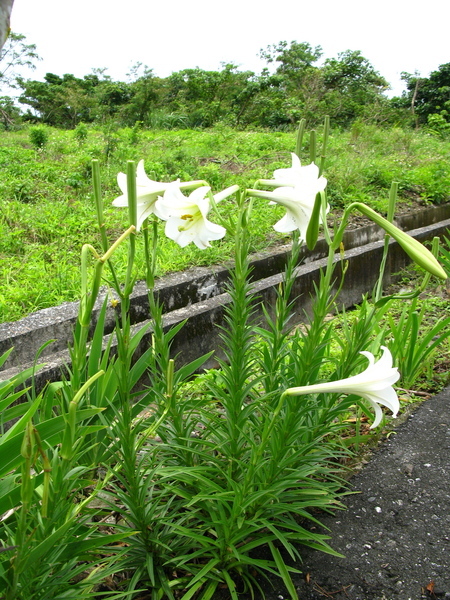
[1,204,449,389]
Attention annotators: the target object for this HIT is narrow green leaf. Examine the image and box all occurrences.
[88,297,108,377]
[221,570,239,600]
[58,532,136,561]
[20,519,75,572]
[185,558,221,589]
[268,541,297,600]
[146,554,155,587]
[0,394,42,444]
[175,352,214,382]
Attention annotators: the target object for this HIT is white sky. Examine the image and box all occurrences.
[8,0,450,97]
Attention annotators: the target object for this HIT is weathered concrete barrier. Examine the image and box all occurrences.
[1,204,449,389]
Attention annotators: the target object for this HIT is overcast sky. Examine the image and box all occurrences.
[9,0,450,97]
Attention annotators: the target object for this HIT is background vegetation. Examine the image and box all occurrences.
[1,33,450,323]
[1,34,450,131]
[0,124,449,322]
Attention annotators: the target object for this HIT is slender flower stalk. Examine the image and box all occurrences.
[284,346,400,428]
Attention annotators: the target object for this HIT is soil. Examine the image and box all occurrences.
[241,385,450,600]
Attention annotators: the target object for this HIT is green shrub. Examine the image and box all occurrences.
[74,122,88,144]
[427,113,450,138]
[29,126,49,150]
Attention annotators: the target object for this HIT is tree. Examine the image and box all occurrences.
[17,72,99,127]
[321,50,389,126]
[164,64,254,127]
[0,94,20,128]
[401,64,450,123]
[258,41,325,126]
[120,63,160,125]
[323,50,388,94]
[96,80,132,120]
[0,31,40,90]
[260,40,322,83]
[0,0,14,50]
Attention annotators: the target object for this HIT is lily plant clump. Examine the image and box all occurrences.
[0,119,447,600]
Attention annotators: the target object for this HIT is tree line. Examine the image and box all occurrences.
[1,34,449,131]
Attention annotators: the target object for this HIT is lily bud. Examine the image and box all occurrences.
[354,203,447,280]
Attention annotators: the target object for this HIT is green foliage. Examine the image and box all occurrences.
[10,38,410,130]
[1,121,449,598]
[427,112,450,137]
[73,121,88,144]
[321,50,389,127]
[260,40,323,88]
[0,125,449,322]
[440,233,450,275]
[0,345,130,599]
[384,297,450,389]
[399,64,450,124]
[28,125,48,150]
[0,32,40,90]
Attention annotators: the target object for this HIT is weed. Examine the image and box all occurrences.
[73,122,88,144]
[29,125,49,150]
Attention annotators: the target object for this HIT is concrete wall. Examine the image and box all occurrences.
[1,204,449,389]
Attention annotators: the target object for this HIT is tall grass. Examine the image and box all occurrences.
[1,124,449,322]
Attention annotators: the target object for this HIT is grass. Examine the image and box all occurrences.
[1,123,450,322]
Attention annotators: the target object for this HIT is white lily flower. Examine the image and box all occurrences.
[271,183,326,235]
[112,160,169,231]
[284,346,400,428]
[248,181,327,238]
[154,184,226,249]
[259,153,327,189]
[113,160,205,232]
[249,154,328,237]
[274,152,316,186]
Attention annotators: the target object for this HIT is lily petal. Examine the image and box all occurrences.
[112,160,170,231]
[285,346,400,429]
[155,183,226,249]
[248,154,328,238]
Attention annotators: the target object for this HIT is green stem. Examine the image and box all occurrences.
[373,182,398,303]
[92,160,122,294]
[318,115,330,177]
[295,119,306,158]
[309,129,317,164]
[124,162,137,299]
